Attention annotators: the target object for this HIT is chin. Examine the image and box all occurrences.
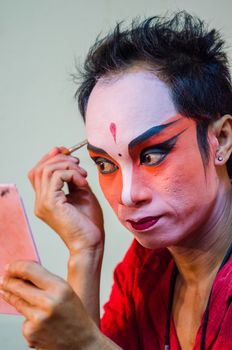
[133,226,189,250]
[133,233,171,250]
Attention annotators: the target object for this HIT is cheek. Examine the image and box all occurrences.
[141,143,209,203]
[98,170,123,213]
[159,153,216,211]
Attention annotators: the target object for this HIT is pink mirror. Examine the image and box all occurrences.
[0,184,39,314]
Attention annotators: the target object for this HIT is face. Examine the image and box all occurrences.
[85,70,219,249]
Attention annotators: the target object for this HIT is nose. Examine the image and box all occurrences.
[120,164,152,207]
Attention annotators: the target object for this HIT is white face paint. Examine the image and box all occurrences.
[85,69,219,249]
[86,71,177,206]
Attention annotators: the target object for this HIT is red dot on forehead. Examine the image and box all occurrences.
[109,122,117,143]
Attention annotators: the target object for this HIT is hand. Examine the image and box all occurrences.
[0,261,101,350]
[28,147,104,255]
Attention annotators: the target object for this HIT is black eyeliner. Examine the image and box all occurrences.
[91,156,115,164]
[140,129,187,166]
[141,131,184,153]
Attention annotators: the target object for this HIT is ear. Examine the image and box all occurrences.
[211,114,232,165]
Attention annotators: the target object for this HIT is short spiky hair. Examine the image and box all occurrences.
[75,11,232,177]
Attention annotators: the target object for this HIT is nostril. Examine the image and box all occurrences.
[121,187,152,207]
[132,196,151,207]
[130,185,152,205]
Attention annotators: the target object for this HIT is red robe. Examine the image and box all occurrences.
[101,240,232,349]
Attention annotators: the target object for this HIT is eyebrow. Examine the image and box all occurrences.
[87,143,109,156]
[128,119,180,150]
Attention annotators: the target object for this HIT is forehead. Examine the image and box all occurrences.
[85,70,177,147]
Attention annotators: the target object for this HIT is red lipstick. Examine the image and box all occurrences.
[127,216,160,231]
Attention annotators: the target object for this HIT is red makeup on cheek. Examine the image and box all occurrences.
[88,149,123,208]
[99,167,123,210]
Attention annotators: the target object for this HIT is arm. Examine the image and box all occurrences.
[67,246,104,326]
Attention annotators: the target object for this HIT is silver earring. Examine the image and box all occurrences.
[218,155,223,161]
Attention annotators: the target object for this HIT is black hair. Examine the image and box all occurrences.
[74,11,232,177]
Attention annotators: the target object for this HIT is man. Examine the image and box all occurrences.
[1,11,232,350]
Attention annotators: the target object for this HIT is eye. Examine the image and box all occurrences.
[140,150,167,166]
[93,157,118,174]
[139,135,180,167]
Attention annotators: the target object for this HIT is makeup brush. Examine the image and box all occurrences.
[62,139,88,155]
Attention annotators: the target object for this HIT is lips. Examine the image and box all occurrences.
[127,216,160,231]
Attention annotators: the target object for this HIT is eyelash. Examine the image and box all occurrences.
[140,149,168,166]
[140,136,178,167]
[92,150,170,175]
[92,136,177,174]
[93,157,119,174]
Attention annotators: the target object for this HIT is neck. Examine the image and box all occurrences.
[168,186,232,286]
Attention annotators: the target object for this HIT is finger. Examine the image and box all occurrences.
[35,151,79,169]
[1,276,48,307]
[48,169,88,193]
[4,261,63,291]
[23,320,38,347]
[42,161,87,184]
[34,161,81,197]
[2,290,52,338]
[29,154,80,191]
[2,290,36,318]
[39,165,88,206]
[28,147,62,185]
[38,147,62,162]
[67,178,91,195]
[32,158,80,196]
[37,154,79,168]
[28,144,79,185]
